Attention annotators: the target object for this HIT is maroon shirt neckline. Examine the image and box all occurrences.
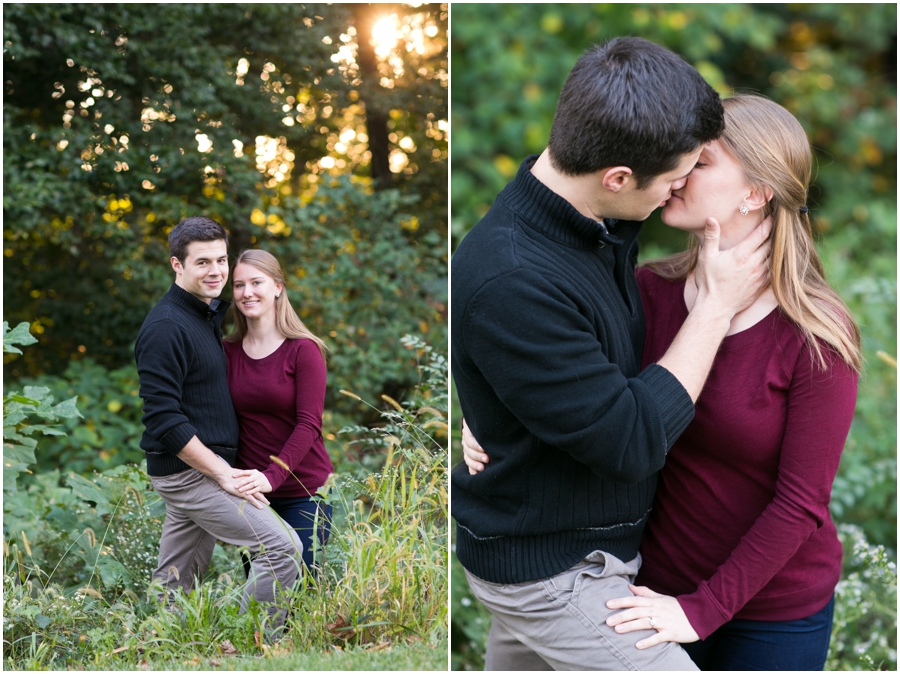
[240,336,288,361]
[675,277,781,350]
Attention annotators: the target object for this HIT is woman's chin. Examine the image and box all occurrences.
[661,212,705,233]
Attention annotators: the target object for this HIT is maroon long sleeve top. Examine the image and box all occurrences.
[224,337,333,498]
[635,268,858,640]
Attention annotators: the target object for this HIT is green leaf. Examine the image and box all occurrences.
[96,557,130,589]
[5,394,41,405]
[3,322,37,353]
[66,472,113,513]
[22,386,52,403]
[5,444,37,466]
[18,424,67,437]
[3,429,38,448]
[3,465,25,492]
[51,396,82,419]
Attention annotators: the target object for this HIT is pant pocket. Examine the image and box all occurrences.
[539,560,600,605]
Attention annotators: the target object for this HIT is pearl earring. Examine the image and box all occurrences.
[276,292,281,298]
[739,205,749,216]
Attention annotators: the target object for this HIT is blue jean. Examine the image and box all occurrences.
[242,496,332,578]
[682,595,835,671]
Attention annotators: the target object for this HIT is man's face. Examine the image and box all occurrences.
[611,148,703,222]
[171,239,229,304]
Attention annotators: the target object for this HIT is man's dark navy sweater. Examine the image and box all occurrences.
[134,283,239,476]
[451,156,695,584]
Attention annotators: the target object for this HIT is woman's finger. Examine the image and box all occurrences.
[636,632,667,650]
[611,615,655,634]
[627,584,662,598]
[606,607,649,626]
[607,595,653,610]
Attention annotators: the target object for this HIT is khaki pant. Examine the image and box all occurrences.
[466,550,698,671]
[150,468,303,630]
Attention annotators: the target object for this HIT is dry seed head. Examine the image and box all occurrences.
[381,394,403,412]
[125,485,143,507]
[417,406,445,418]
[21,531,32,557]
[84,527,97,548]
[876,350,897,369]
[78,586,104,599]
[269,455,291,471]
[339,389,362,401]
[167,565,181,581]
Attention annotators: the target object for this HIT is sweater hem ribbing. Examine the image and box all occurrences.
[455,522,644,584]
[145,446,237,477]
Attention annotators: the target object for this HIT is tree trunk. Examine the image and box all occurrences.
[352,4,394,189]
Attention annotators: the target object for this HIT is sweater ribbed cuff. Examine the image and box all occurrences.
[637,364,694,451]
[159,422,198,455]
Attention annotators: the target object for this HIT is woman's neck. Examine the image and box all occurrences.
[689,207,766,252]
[685,270,778,337]
[243,314,282,345]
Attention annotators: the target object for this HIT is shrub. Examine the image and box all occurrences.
[827,524,898,671]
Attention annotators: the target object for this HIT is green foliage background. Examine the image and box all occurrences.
[3,3,448,420]
[450,4,896,670]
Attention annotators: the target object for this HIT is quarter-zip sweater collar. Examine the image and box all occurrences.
[501,156,630,248]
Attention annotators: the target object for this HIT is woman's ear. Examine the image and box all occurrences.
[746,185,774,212]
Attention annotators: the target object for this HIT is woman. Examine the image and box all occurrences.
[225,249,334,574]
[462,94,860,670]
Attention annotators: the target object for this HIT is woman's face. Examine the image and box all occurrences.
[232,263,282,319]
[661,139,755,236]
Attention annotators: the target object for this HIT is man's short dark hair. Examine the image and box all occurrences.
[547,37,724,187]
[168,216,229,262]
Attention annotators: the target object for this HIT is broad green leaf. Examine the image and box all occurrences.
[66,472,113,513]
[51,396,82,419]
[22,386,52,402]
[5,444,37,465]
[3,322,37,353]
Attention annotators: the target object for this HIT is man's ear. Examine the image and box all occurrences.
[600,166,634,193]
[171,256,182,275]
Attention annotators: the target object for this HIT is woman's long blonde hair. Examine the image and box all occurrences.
[644,94,861,372]
[225,248,328,359]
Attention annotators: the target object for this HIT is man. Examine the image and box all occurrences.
[451,38,771,670]
[134,216,302,632]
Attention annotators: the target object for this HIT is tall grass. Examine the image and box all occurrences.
[3,336,447,670]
